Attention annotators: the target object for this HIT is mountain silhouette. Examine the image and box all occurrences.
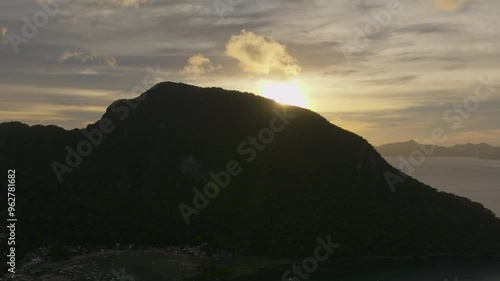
[1,82,499,258]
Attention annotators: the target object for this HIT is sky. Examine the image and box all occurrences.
[0,0,499,146]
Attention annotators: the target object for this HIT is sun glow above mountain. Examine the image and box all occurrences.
[261,81,309,108]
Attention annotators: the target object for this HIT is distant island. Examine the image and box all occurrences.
[376,140,500,160]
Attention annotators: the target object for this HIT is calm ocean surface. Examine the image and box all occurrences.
[384,157,500,217]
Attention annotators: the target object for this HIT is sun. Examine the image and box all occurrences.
[261,81,309,108]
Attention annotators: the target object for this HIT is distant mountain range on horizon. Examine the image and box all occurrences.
[376,140,500,160]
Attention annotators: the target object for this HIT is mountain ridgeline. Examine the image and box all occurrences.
[376,140,500,159]
[1,82,499,258]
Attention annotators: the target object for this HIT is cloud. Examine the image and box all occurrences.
[0,27,8,45]
[362,75,418,85]
[394,23,459,34]
[432,0,472,11]
[58,51,117,67]
[180,54,222,75]
[224,30,301,75]
[103,56,117,67]
[102,0,150,8]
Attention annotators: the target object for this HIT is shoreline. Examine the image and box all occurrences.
[5,246,500,281]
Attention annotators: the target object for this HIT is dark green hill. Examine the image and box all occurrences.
[1,82,499,258]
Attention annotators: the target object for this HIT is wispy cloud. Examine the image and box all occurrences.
[0,27,8,45]
[101,0,150,8]
[363,75,418,85]
[58,51,117,67]
[431,0,473,11]
[224,30,301,75]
